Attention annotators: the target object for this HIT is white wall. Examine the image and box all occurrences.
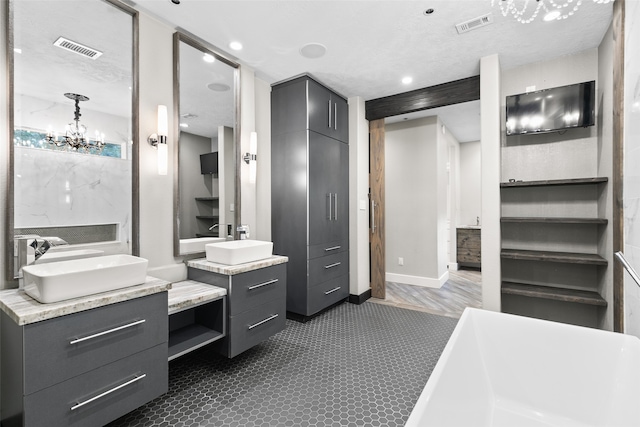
[255,78,271,242]
[459,141,482,227]
[480,54,502,312]
[385,117,448,288]
[624,0,640,338]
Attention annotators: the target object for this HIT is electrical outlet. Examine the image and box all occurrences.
[398,257,404,266]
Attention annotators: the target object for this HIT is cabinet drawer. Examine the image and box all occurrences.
[308,240,348,260]
[24,344,167,427]
[24,292,168,395]
[308,251,349,287]
[229,264,286,316]
[228,297,286,358]
[308,275,349,315]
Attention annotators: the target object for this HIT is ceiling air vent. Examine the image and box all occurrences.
[455,13,494,34]
[53,37,103,60]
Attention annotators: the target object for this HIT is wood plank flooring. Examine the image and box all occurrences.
[370,268,482,319]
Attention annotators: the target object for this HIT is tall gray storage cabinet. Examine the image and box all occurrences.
[271,74,349,320]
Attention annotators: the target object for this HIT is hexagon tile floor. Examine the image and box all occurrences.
[108,301,458,427]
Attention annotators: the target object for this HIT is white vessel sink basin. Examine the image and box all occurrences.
[179,237,225,254]
[34,249,105,264]
[22,254,148,304]
[205,240,273,265]
[406,308,640,427]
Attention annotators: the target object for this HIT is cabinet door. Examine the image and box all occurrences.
[332,95,349,143]
[309,132,341,245]
[333,141,349,241]
[307,79,333,139]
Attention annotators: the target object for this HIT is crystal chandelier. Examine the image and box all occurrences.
[491,0,613,24]
[45,93,105,152]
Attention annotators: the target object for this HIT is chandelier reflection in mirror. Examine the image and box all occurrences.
[491,0,613,24]
[45,93,105,152]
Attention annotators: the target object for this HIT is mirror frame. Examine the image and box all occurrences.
[4,0,140,281]
[173,31,241,257]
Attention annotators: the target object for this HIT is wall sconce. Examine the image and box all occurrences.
[148,105,168,175]
[244,131,258,184]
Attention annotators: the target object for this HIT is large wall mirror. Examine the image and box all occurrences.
[173,32,240,256]
[6,0,138,280]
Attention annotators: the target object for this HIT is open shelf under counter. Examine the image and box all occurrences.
[195,197,219,202]
[167,280,227,361]
[501,249,608,265]
[500,177,608,188]
[502,281,607,307]
[501,217,608,225]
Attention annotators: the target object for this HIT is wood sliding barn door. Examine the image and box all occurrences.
[369,119,386,299]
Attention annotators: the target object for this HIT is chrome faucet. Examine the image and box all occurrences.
[16,236,69,276]
[208,223,219,231]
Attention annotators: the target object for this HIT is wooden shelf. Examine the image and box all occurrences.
[195,197,219,202]
[501,217,608,225]
[501,249,608,265]
[502,282,607,307]
[196,215,219,220]
[500,177,608,188]
[168,324,224,361]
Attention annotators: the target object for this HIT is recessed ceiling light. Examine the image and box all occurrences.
[203,53,215,63]
[14,48,22,54]
[300,43,327,59]
[424,8,435,15]
[229,41,243,51]
[207,83,231,92]
[402,76,413,85]
[180,123,189,128]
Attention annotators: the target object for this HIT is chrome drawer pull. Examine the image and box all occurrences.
[324,262,341,269]
[69,319,146,345]
[248,314,279,330]
[248,278,279,290]
[324,246,341,252]
[71,374,146,411]
[325,287,341,295]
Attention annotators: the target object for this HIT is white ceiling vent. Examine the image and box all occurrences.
[455,13,494,34]
[53,37,103,60]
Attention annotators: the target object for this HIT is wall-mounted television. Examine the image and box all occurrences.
[200,152,218,175]
[505,80,595,136]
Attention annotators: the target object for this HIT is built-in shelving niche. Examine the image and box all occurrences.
[500,177,609,328]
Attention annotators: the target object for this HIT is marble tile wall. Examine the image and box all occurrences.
[14,146,132,244]
[624,0,640,338]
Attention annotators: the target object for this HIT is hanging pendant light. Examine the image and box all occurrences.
[491,0,613,24]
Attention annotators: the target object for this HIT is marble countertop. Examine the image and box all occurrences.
[187,255,289,275]
[0,276,171,326]
[168,280,227,315]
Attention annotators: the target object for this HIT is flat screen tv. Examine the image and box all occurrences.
[505,80,595,136]
[200,152,218,175]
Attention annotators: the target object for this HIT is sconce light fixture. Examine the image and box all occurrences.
[148,105,169,175]
[244,132,258,184]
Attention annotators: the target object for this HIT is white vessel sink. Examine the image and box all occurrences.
[406,308,640,427]
[205,240,273,265]
[22,254,148,303]
[34,249,105,264]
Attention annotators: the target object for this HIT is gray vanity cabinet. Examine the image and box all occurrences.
[0,292,168,427]
[271,74,349,319]
[188,263,287,358]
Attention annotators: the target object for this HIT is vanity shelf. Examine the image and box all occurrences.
[500,177,608,188]
[502,281,607,307]
[168,281,226,361]
[501,249,608,265]
[195,197,219,202]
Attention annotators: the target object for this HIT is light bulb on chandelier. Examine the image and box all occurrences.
[491,0,614,24]
[45,93,105,152]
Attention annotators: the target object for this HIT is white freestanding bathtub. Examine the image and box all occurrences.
[406,308,640,427]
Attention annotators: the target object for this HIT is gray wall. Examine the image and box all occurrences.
[459,141,481,227]
[385,116,448,287]
[178,131,217,239]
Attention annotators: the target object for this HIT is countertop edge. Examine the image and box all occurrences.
[186,255,289,275]
[0,276,172,326]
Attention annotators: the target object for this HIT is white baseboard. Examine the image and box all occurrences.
[448,262,459,271]
[386,271,449,289]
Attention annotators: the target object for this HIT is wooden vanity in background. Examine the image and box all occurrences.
[456,226,481,269]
